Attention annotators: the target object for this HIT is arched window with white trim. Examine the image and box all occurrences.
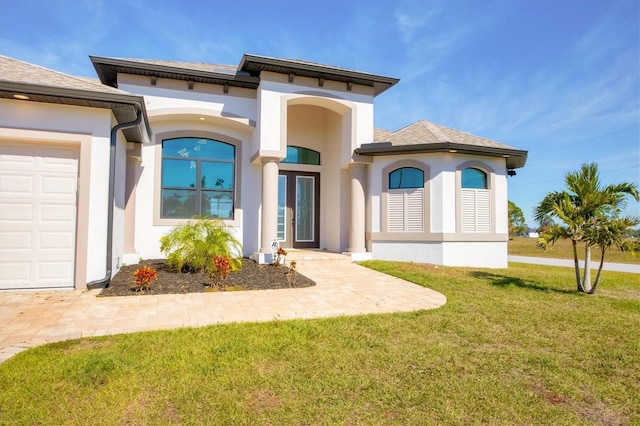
[460,167,490,232]
[388,167,425,232]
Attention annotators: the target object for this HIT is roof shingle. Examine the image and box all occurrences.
[0,55,130,95]
[374,119,520,151]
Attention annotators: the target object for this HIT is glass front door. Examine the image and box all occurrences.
[277,171,320,248]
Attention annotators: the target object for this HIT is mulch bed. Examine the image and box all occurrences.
[98,258,315,297]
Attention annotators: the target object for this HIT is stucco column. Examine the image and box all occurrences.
[348,163,367,253]
[260,158,280,253]
[124,155,140,254]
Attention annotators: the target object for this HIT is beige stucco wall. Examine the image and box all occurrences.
[119,69,377,259]
[368,152,510,267]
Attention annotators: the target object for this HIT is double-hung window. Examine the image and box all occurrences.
[161,137,235,220]
[388,167,424,232]
[460,167,490,232]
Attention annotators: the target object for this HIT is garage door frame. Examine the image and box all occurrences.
[0,127,92,291]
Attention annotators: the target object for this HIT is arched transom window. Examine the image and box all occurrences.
[389,167,424,189]
[461,167,487,189]
[281,146,320,165]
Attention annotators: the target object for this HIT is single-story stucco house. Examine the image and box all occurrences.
[0,53,527,291]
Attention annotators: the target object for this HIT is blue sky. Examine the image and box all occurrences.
[1,0,638,227]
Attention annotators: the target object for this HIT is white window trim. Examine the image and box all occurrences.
[380,160,430,236]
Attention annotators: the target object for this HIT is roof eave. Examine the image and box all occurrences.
[239,53,400,96]
[0,80,151,142]
[89,56,259,89]
[354,142,528,169]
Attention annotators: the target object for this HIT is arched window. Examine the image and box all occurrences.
[461,168,487,189]
[459,166,491,232]
[389,167,424,189]
[387,166,426,232]
[281,146,320,165]
[161,137,235,219]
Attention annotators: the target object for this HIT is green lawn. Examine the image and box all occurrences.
[1,262,639,425]
[508,236,639,264]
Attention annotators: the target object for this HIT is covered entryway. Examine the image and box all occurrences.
[277,171,320,248]
[0,142,79,290]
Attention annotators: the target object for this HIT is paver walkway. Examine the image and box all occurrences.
[0,252,446,363]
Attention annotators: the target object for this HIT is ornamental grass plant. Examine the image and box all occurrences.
[159,216,242,273]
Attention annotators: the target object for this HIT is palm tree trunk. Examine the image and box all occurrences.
[571,241,583,292]
[582,245,592,293]
[590,249,606,294]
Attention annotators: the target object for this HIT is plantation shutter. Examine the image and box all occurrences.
[388,188,424,232]
[461,189,491,232]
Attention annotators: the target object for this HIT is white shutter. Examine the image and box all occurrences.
[388,190,405,232]
[405,188,424,232]
[461,189,491,232]
[475,189,491,232]
[387,188,423,232]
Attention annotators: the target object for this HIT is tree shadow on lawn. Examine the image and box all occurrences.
[470,271,575,295]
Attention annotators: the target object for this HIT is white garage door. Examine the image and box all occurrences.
[0,143,79,290]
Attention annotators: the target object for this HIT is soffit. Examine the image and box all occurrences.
[90,56,260,90]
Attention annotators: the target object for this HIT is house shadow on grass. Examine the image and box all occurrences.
[470,271,575,295]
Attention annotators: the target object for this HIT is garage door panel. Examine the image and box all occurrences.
[0,142,79,290]
[40,203,75,222]
[0,203,33,221]
[0,232,32,249]
[42,175,77,195]
[0,261,31,285]
[38,261,74,281]
[40,232,74,249]
[0,174,34,193]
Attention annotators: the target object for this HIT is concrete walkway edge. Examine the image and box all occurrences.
[509,255,640,274]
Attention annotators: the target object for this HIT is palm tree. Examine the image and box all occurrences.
[586,214,638,294]
[534,163,638,293]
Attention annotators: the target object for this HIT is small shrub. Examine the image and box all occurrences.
[286,260,297,287]
[273,247,288,267]
[133,266,158,292]
[159,216,242,272]
[208,255,231,290]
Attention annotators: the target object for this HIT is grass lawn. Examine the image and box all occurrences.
[508,236,639,264]
[1,263,639,425]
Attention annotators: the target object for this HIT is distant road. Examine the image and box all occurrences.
[508,256,640,274]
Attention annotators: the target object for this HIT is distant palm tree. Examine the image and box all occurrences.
[534,163,638,293]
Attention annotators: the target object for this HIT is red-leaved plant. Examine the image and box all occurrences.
[208,255,231,290]
[133,266,158,292]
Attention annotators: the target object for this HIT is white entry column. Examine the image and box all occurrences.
[259,157,280,254]
[348,162,367,254]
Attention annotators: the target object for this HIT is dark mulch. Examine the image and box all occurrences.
[98,258,315,297]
